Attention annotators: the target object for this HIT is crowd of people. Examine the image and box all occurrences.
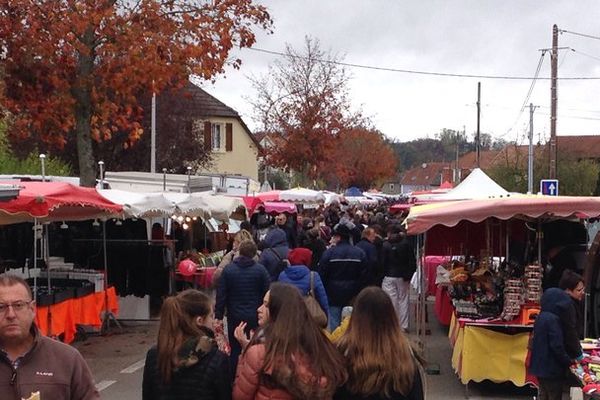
[143,204,425,399]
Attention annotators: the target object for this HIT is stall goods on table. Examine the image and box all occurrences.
[571,340,600,398]
[444,258,542,323]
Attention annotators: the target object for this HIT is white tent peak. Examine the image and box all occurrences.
[438,168,509,200]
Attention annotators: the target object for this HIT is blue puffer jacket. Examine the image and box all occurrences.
[529,288,577,378]
[318,241,367,307]
[278,265,329,316]
[215,256,270,326]
[259,228,290,281]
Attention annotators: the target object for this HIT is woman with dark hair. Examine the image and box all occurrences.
[142,289,231,400]
[335,286,424,400]
[233,282,347,400]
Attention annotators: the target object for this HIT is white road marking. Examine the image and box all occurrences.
[96,380,117,392]
[120,359,146,374]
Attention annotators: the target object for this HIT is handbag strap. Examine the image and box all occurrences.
[308,271,315,296]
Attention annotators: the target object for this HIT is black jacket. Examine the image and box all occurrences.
[142,328,231,400]
[382,235,416,280]
[318,241,367,306]
[215,255,270,326]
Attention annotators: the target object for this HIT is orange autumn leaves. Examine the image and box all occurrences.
[0,0,272,184]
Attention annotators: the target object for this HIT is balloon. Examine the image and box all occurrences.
[178,259,198,276]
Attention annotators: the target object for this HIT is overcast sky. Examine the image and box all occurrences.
[201,0,600,144]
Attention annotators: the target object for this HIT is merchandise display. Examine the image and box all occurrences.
[572,340,600,398]
[445,258,542,323]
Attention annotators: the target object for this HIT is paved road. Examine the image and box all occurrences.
[75,305,537,399]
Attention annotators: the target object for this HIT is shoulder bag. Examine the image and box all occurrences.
[304,271,328,329]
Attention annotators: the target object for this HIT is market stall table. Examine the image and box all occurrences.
[35,286,119,344]
[449,313,537,391]
[176,267,217,289]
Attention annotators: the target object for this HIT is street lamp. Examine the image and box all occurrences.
[186,166,192,193]
[39,154,46,182]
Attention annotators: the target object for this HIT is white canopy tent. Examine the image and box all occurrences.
[99,190,244,221]
[279,188,326,204]
[434,168,510,201]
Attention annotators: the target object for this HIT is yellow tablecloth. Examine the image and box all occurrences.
[449,314,534,386]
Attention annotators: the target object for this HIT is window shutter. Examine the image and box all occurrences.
[203,121,211,151]
[225,123,233,152]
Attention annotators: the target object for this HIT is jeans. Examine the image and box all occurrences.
[328,306,342,332]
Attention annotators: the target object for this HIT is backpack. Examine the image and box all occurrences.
[269,248,288,276]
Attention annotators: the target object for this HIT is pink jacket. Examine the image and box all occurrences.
[233,344,327,400]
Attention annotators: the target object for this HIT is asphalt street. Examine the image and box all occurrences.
[73,301,538,399]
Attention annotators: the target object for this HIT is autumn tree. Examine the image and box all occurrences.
[0,0,272,186]
[249,36,362,185]
[326,127,398,190]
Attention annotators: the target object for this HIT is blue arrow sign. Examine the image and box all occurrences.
[540,179,559,196]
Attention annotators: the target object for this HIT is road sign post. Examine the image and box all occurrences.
[540,179,559,196]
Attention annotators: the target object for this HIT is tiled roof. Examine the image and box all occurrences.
[457,150,500,170]
[556,135,600,159]
[400,162,450,186]
[159,82,261,150]
[176,82,240,118]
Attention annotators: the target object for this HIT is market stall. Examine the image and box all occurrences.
[0,181,124,338]
[404,194,600,388]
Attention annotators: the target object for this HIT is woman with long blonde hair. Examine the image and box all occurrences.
[142,289,231,400]
[335,286,424,400]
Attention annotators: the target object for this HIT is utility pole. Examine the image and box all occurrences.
[528,103,538,194]
[151,81,157,173]
[476,82,481,168]
[549,24,558,179]
[454,129,460,183]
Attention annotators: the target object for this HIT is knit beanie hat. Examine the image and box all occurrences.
[288,247,313,267]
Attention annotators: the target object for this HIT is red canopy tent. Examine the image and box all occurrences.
[405,195,600,236]
[0,181,122,224]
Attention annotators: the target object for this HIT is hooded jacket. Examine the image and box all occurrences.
[0,327,99,400]
[529,288,581,378]
[215,255,271,325]
[278,265,329,316]
[259,228,290,281]
[142,327,231,400]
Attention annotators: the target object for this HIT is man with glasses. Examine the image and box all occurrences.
[0,275,99,400]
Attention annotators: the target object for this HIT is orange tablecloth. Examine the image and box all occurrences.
[35,287,119,344]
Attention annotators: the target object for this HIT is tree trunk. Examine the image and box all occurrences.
[72,30,96,187]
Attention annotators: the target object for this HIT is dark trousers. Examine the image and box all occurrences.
[227,318,257,376]
[537,377,564,400]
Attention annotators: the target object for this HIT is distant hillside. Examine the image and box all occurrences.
[391,129,507,172]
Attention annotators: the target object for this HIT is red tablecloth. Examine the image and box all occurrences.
[434,285,453,325]
[177,267,217,289]
[424,255,450,296]
[35,287,119,344]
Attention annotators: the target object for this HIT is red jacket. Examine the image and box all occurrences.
[233,343,328,400]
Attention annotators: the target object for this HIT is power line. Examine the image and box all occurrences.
[571,48,600,63]
[559,29,600,41]
[536,111,600,121]
[520,53,546,112]
[248,47,600,80]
